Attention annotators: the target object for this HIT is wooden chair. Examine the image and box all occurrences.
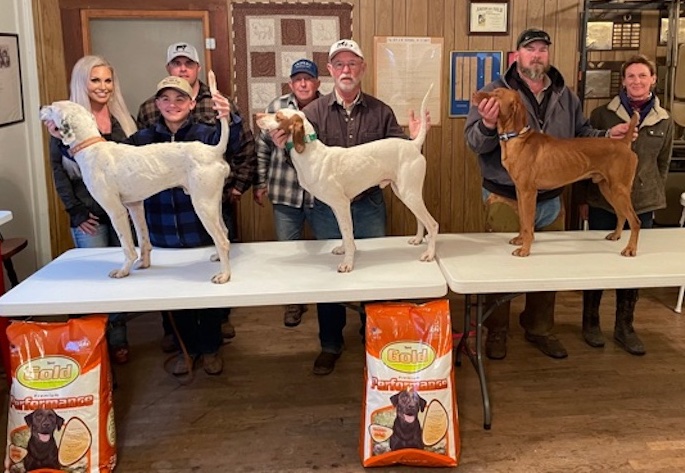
[0,232,28,288]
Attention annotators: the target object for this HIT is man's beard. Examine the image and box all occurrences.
[519,62,550,80]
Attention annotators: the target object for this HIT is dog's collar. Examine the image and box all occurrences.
[68,136,106,157]
[498,126,530,142]
[285,133,317,152]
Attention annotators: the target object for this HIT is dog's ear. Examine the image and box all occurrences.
[291,114,306,154]
[389,392,400,407]
[24,411,34,427]
[56,413,65,431]
[418,394,428,412]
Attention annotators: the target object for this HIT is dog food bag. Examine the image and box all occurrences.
[4,315,117,473]
[360,299,459,467]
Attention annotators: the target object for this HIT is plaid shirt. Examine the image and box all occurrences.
[126,116,242,248]
[255,92,319,208]
[137,80,256,195]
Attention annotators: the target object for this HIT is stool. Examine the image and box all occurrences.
[0,233,28,385]
[676,192,685,314]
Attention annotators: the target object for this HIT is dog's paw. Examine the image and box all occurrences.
[134,259,150,270]
[212,272,231,284]
[337,260,354,272]
[509,236,523,245]
[512,247,530,257]
[605,232,621,241]
[331,245,345,255]
[408,236,424,246]
[621,246,637,257]
[420,250,435,262]
[108,268,130,278]
[210,252,219,262]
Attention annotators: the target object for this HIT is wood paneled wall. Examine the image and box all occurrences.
[33,0,664,255]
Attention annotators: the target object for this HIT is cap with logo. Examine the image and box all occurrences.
[516,28,552,49]
[328,39,364,61]
[290,59,319,78]
[166,42,200,64]
[155,76,193,98]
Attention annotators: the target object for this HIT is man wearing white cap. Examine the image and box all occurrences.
[269,39,427,375]
[254,58,321,328]
[137,42,256,348]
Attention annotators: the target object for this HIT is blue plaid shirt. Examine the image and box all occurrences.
[126,115,241,248]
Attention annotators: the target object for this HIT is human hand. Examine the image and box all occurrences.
[253,187,267,206]
[45,120,62,139]
[212,92,231,119]
[270,129,288,149]
[607,123,638,141]
[78,213,100,236]
[477,97,499,129]
[408,109,431,139]
[229,188,242,204]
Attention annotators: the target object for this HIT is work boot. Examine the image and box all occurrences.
[202,352,224,375]
[582,290,605,348]
[485,329,507,360]
[524,332,568,359]
[284,304,308,327]
[614,289,645,356]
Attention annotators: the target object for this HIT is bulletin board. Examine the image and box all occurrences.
[449,50,502,117]
[374,36,443,126]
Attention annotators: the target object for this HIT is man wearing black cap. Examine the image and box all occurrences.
[254,58,321,327]
[465,28,631,361]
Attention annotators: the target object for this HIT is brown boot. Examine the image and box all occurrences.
[614,289,645,356]
[582,290,605,348]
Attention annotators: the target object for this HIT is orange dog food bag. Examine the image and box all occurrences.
[360,299,460,467]
[4,315,116,473]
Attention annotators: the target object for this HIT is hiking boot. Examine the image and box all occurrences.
[284,304,308,327]
[614,288,645,356]
[524,332,568,359]
[222,320,236,341]
[172,354,195,376]
[312,351,341,376]
[202,352,224,375]
[485,330,507,360]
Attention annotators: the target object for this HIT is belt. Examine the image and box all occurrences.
[352,186,380,203]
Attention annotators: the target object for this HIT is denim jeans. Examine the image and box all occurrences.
[311,188,386,353]
[71,222,120,248]
[588,206,654,231]
[273,203,314,241]
[481,188,561,230]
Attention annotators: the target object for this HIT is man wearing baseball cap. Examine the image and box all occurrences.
[254,58,322,328]
[268,39,427,375]
[137,42,257,349]
[464,28,632,362]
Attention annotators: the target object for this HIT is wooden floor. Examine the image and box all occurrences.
[2,287,685,472]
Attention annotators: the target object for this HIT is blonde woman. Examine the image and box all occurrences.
[49,55,137,363]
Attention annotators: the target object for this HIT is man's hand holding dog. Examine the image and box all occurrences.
[211,92,231,119]
[476,97,499,129]
[408,109,431,138]
[607,122,638,141]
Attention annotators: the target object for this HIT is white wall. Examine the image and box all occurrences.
[0,0,51,287]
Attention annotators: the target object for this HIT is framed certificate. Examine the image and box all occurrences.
[468,1,509,35]
[0,33,24,127]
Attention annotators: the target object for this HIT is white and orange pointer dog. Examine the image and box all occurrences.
[256,86,438,272]
[40,71,232,283]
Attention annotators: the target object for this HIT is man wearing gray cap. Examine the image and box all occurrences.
[465,28,632,361]
[254,58,321,327]
[137,42,256,349]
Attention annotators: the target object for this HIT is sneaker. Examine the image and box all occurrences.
[202,352,224,375]
[284,304,308,327]
[312,351,341,376]
[222,320,236,340]
[172,354,195,376]
[161,334,178,353]
[524,332,568,359]
[485,330,507,360]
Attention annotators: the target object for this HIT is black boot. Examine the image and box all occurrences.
[582,290,605,347]
[614,289,645,356]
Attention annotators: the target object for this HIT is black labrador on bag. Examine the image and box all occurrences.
[389,389,427,450]
[24,409,65,470]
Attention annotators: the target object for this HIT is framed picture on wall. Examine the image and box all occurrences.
[468,1,509,35]
[0,33,24,127]
[449,50,503,117]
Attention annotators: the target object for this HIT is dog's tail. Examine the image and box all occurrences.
[208,70,230,154]
[620,111,640,147]
[411,83,433,149]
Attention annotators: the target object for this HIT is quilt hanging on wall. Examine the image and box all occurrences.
[232,2,353,131]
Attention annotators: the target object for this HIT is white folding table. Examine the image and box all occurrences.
[436,229,685,430]
[0,236,447,316]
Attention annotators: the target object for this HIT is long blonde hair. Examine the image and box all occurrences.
[69,55,137,137]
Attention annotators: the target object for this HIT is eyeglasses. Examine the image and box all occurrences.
[330,60,362,71]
